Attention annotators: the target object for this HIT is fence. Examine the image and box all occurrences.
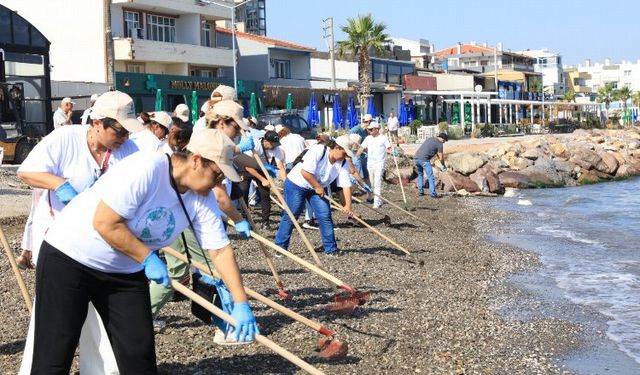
[417,125,439,142]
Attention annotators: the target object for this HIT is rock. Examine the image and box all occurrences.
[595,150,618,174]
[486,159,509,174]
[520,166,564,187]
[499,171,530,188]
[577,169,600,184]
[629,141,639,150]
[502,156,533,170]
[442,171,480,193]
[549,143,569,158]
[469,167,503,194]
[570,147,602,170]
[503,187,518,197]
[521,148,542,160]
[592,136,605,144]
[446,153,486,175]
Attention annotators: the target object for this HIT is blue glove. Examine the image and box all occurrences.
[230,302,259,342]
[391,148,398,157]
[362,184,373,193]
[142,252,170,287]
[54,180,78,205]
[238,136,254,153]
[235,219,251,239]
[262,163,278,178]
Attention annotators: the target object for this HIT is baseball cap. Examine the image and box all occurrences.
[209,100,249,130]
[367,121,380,129]
[335,134,357,158]
[211,85,237,101]
[174,104,190,122]
[264,124,275,132]
[150,111,172,130]
[263,130,280,146]
[274,124,284,133]
[200,101,211,113]
[438,133,449,142]
[61,97,75,105]
[348,133,362,144]
[362,114,373,122]
[187,129,241,182]
[90,91,144,133]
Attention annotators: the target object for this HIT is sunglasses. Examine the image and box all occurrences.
[106,123,129,138]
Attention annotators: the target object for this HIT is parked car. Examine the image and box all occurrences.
[256,111,317,140]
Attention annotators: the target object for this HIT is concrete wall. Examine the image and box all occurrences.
[435,74,474,91]
[268,49,310,80]
[175,14,200,45]
[382,93,401,116]
[310,57,358,82]
[234,37,269,81]
[2,0,107,83]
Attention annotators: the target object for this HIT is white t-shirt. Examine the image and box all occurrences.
[192,116,207,132]
[53,108,69,128]
[279,133,307,167]
[80,107,93,125]
[361,134,390,165]
[287,144,352,189]
[246,141,284,165]
[129,129,163,152]
[387,116,399,131]
[45,152,229,274]
[18,125,139,260]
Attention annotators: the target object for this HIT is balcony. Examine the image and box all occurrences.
[111,0,231,20]
[114,37,233,67]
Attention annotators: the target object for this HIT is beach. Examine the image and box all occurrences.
[0,166,587,374]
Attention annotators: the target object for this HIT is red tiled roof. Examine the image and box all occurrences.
[434,44,494,56]
[216,27,316,52]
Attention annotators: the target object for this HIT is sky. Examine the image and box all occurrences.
[266,0,640,66]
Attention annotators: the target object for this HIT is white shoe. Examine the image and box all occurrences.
[213,328,252,346]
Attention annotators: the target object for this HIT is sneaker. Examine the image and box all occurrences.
[418,192,425,197]
[153,319,167,332]
[302,220,319,230]
[366,198,374,204]
[430,193,441,198]
[323,250,342,257]
[214,328,252,346]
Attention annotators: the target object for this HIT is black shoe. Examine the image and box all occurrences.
[366,198,374,204]
[418,192,425,196]
[430,193,441,198]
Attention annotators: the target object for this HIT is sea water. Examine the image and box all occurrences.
[487,177,640,369]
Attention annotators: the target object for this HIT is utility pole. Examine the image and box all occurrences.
[322,17,336,90]
[104,0,115,88]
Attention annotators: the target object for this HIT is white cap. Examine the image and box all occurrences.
[367,121,380,129]
[90,91,144,133]
[201,101,211,113]
[348,133,362,144]
[208,100,249,131]
[90,94,99,102]
[174,103,190,122]
[362,114,373,122]
[61,97,75,105]
[186,129,241,182]
[150,111,173,130]
[264,124,275,132]
[335,134,357,158]
[211,85,237,101]
[275,124,284,133]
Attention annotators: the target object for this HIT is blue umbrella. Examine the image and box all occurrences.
[407,99,415,123]
[307,92,320,128]
[332,93,343,129]
[367,97,376,117]
[346,94,358,129]
[399,99,408,126]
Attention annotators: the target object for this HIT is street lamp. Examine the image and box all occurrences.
[199,0,249,92]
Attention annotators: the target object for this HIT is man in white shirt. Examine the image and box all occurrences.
[276,124,307,172]
[80,94,99,125]
[53,97,74,128]
[387,111,399,146]
[356,121,392,208]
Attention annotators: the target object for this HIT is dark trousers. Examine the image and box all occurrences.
[237,174,272,223]
[32,241,157,375]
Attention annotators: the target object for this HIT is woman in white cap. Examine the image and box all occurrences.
[128,111,172,152]
[274,135,355,256]
[355,121,392,208]
[173,103,191,125]
[31,129,259,373]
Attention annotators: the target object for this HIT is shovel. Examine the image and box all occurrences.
[162,247,348,359]
[237,198,290,300]
[0,224,32,313]
[170,280,326,374]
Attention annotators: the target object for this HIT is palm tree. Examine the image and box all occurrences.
[633,91,640,108]
[597,83,616,122]
[615,86,631,126]
[562,90,576,120]
[337,14,390,105]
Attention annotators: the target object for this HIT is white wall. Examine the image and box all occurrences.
[176,14,200,45]
[382,93,400,116]
[268,49,310,80]
[310,57,358,82]
[2,0,107,83]
[435,74,474,90]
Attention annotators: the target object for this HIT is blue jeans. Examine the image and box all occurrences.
[415,159,436,196]
[274,179,338,253]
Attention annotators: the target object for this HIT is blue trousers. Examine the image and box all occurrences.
[415,159,436,196]
[274,179,338,253]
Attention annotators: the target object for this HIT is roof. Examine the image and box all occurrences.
[434,44,494,56]
[216,27,316,52]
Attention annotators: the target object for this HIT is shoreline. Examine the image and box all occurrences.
[0,167,603,373]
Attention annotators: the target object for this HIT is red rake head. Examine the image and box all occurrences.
[325,300,357,315]
[335,291,371,306]
[277,289,292,300]
[317,337,349,359]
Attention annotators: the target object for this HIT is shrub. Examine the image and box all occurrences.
[409,119,423,135]
[438,121,449,133]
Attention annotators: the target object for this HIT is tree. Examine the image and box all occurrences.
[633,91,640,108]
[561,90,576,120]
[597,83,615,111]
[615,86,631,126]
[337,14,390,106]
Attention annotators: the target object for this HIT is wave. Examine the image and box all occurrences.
[564,195,596,205]
[534,225,603,246]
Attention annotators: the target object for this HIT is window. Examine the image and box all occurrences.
[372,62,386,82]
[273,59,290,79]
[201,22,214,47]
[124,11,142,38]
[624,70,632,77]
[146,14,176,42]
[126,63,145,73]
[387,64,401,84]
[190,68,215,78]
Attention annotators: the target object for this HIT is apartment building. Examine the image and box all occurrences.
[517,48,566,96]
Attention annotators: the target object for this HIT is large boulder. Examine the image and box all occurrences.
[595,150,618,175]
[549,143,570,158]
[499,171,530,188]
[570,147,602,170]
[577,169,600,184]
[446,153,486,175]
[502,155,533,170]
[470,167,504,194]
[441,171,480,193]
[521,148,544,160]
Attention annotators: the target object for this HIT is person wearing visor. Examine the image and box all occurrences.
[274,135,356,256]
[147,111,172,141]
[31,129,258,373]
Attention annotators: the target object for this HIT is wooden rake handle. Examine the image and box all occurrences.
[161,247,334,336]
[170,280,325,375]
[357,185,426,224]
[0,224,32,313]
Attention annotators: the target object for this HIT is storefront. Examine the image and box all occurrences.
[114,72,263,114]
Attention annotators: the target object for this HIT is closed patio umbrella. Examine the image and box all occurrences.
[346,94,358,129]
[190,91,198,123]
[154,89,163,111]
[307,92,319,128]
[332,94,343,129]
[367,97,376,117]
[250,92,258,117]
[407,99,415,123]
[286,93,294,111]
[399,99,408,126]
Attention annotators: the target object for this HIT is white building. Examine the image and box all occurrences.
[2,0,234,84]
[390,37,435,69]
[577,59,640,93]
[516,48,566,96]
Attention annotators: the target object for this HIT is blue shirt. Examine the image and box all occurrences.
[349,125,368,142]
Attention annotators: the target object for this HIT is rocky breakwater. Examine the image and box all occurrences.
[384,127,640,194]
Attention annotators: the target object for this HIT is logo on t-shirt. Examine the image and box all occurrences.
[136,207,176,243]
